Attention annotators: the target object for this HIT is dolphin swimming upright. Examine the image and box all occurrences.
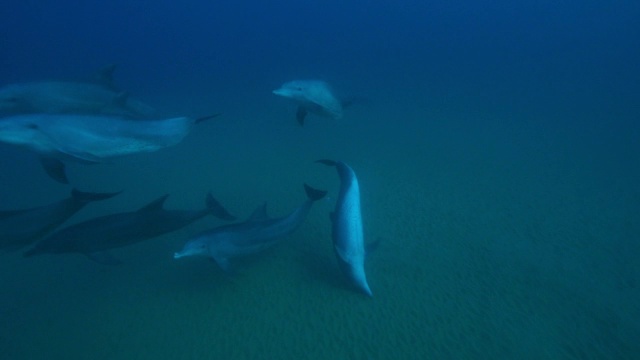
[317,160,373,297]
[23,192,235,264]
[174,184,326,272]
[273,80,345,126]
[0,113,220,183]
[0,189,120,251]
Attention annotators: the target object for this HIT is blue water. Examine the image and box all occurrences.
[1,1,639,359]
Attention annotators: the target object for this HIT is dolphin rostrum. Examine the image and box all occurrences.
[23,192,235,264]
[0,113,220,183]
[273,80,344,126]
[0,189,120,251]
[174,184,326,272]
[317,160,373,297]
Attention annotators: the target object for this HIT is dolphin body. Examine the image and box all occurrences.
[0,189,120,251]
[317,160,373,297]
[174,184,326,272]
[273,80,345,126]
[23,193,235,264]
[0,113,218,183]
[0,81,157,119]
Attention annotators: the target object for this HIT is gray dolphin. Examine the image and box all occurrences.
[273,80,345,126]
[317,160,373,297]
[0,65,156,119]
[0,113,219,183]
[0,189,120,251]
[23,192,235,264]
[174,184,326,272]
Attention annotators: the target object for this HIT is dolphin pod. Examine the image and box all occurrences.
[3,69,378,297]
[23,192,235,264]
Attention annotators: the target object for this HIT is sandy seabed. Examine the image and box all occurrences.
[1,100,638,359]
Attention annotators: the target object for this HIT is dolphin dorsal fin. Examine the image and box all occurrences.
[247,203,269,222]
[95,63,118,90]
[137,195,169,212]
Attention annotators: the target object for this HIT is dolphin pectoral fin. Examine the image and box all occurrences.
[85,252,122,265]
[296,107,308,126]
[333,246,349,263]
[213,256,233,273]
[366,238,381,257]
[40,157,69,184]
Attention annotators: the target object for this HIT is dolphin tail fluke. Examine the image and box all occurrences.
[71,189,122,204]
[303,184,327,202]
[40,157,68,184]
[296,107,308,126]
[205,193,236,221]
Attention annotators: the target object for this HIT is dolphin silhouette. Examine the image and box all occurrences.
[0,189,120,251]
[317,160,373,297]
[23,192,235,264]
[0,81,156,119]
[174,184,326,272]
[0,113,220,183]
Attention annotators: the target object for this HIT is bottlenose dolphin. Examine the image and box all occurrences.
[23,192,235,264]
[174,184,326,272]
[317,160,373,297]
[273,80,344,126]
[0,113,219,183]
[0,189,120,251]
[0,81,156,119]
[0,65,156,119]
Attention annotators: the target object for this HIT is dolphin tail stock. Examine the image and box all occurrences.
[303,183,327,202]
[40,157,68,184]
[71,188,122,204]
[205,193,236,221]
[195,113,223,124]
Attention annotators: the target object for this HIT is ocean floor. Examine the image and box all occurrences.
[1,95,638,359]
